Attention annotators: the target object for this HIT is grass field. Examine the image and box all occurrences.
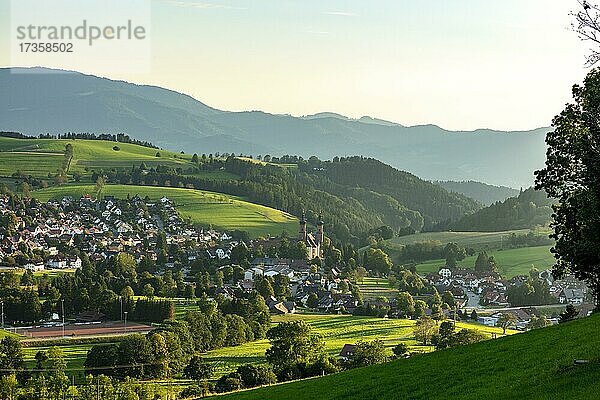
[0,137,190,178]
[32,184,298,237]
[357,277,398,301]
[414,245,555,278]
[23,344,93,382]
[387,229,546,247]
[204,313,516,377]
[215,314,600,400]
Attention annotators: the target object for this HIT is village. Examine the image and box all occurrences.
[0,193,594,336]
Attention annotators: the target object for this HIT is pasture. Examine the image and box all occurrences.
[357,277,398,301]
[204,313,516,376]
[0,137,189,178]
[214,313,600,400]
[32,184,298,237]
[414,245,555,277]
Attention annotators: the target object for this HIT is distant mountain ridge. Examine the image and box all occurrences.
[0,67,549,187]
[434,180,520,205]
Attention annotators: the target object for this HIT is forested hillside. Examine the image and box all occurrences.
[1,135,482,243]
[450,188,553,231]
[434,180,519,205]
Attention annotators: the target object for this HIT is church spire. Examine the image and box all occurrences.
[299,210,307,241]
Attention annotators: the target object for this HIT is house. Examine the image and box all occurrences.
[559,288,585,305]
[24,262,45,272]
[265,296,290,314]
[68,256,82,269]
[46,256,68,269]
[477,316,499,327]
[438,267,452,278]
[339,344,357,361]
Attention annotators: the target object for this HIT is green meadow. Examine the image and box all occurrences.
[387,229,546,248]
[414,245,555,277]
[204,313,515,377]
[214,314,600,400]
[0,137,189,178]
[32,184,298,238]
[357,277,398,301]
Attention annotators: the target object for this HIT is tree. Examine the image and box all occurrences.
[413,316,437,345]
[497,313,518,334]
[142,284,155,299]
[350,340,387,368]
[0,374,17,400]
[528,315,552,330]
[84,344,119,376]
[441,291,456,308]
[534,67,600,306]
[392,343,410,358]
[255,276,274,299]
[95,176,106,199]
[265,321,325,377]
[236,364,277,388]
[572,0,600,66]
[474,251,496,273]
[306,293,319,309]
[559,304,579,323]
[396,292,415,318]
[120,286,134,298]
[433,321,455,349]
[470,309,479,320]
[0,337,23,375]
[413,300,427,319]
[183,355,214,381]
[19,182,30,198]
[442,242,466,268]
[364,248,393,275]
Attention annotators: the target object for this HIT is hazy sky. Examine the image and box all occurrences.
[0,0,591,131]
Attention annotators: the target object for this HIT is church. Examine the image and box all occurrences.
[298,212,324,259]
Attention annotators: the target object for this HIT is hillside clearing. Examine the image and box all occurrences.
[414,245,555,278]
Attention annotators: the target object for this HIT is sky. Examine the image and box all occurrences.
[0,0,592,131]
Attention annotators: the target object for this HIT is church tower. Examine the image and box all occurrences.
[299,210,307,241]
[316,213,324,245]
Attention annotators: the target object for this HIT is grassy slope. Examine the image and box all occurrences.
[387,229,539,247]
[204,313,514,377]
[357,277,398,301]
[215,314,600,400]
[0,137,189,177]
[414,245,555,278]
[32,184,297,238]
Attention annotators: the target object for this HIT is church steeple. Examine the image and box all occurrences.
[316,213,324,245]
[299,210,307,241]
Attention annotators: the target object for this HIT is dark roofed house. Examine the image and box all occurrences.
[559,289,585,305]
[339,344,357,361]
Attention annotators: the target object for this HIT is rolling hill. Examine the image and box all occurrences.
[0,136,191,178]
[0,136,481,240]
[32,184,298,237]
[214,314,600,400]
[1,67,548,188]
[450,187,553,232]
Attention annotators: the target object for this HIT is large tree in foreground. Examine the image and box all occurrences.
[535,68,600,307]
